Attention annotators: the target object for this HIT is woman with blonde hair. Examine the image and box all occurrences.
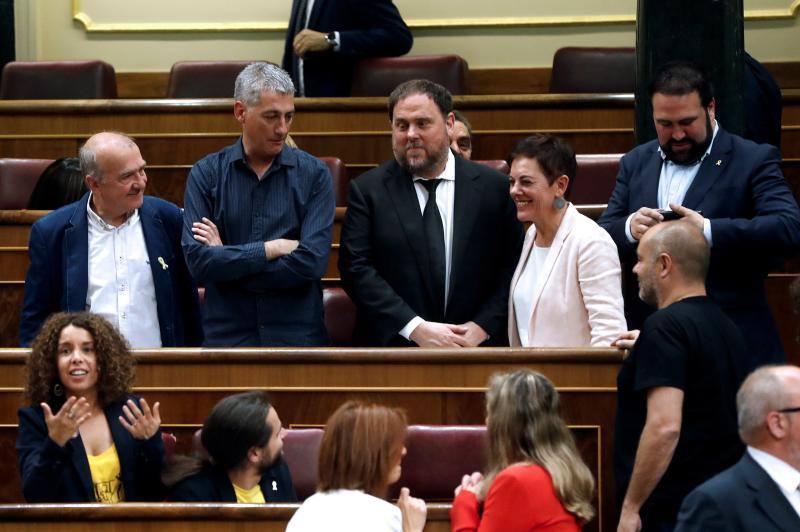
[451,369,595,531]
[287,401,427,532]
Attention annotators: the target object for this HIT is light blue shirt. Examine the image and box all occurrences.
[625,121,719,245]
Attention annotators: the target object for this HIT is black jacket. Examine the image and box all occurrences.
[168,458,297,502]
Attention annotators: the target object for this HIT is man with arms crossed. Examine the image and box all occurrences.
[183,62,334,346]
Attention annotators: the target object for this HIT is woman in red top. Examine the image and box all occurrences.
[450,369,595,531]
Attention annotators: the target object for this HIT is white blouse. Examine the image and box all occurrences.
[513,244,550,346]
[286,489,402,532]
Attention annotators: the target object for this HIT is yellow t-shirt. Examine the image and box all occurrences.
[86,443,125,503]
[232,482,266,503]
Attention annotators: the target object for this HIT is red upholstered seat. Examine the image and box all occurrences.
[389,425,488,501]
[350,55,469,97]
[0,158,53,209]
[323,287,356,346]
[282,428,324,500]
[1,61,117,99]
[318,157,348,207]
[475,160,510,175]
[549,47,635,94]
[161,432,178,461]
[570,153,623,205]
[167,61,257,98]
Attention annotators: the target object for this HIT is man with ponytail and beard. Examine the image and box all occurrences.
[450,369,595,531]
[167,391,296,502]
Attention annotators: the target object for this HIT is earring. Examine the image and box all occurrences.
[553,196,566,210]
[53,383,64,397]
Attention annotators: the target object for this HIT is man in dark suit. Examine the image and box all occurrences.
[598,61,800,370]
[676,365,800,531]
[282,0,413,97]
[339,79,523,347]
[20,132,202,348]
[169,391,296,502]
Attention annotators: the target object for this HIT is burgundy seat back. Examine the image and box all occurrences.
[283,428,324,500]
[389,425,488,501]
[323,287,356,346]
[350,55,469,97]
[319,156,348,207]
[475,160,510,175]
[167,61,257,98]
[570,154,623,205]
[549,47,635,94]
[161,432,178,461]
[1,60,117,99]
[0,158,53,209]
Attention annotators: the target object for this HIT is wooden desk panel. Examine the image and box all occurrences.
[0,503,452,532]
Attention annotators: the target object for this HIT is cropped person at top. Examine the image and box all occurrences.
[507,134,626,346]
[451,369,595,531]
[286,401,427,532]
[450,110,473,160]
[16,312,165,503]
[167,391,296,502]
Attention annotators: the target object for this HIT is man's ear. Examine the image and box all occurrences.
[85,174,99,194]
[234,101,247,124]
[657,253,673,279]
[765,410,788,440]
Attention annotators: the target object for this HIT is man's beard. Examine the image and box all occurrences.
[396,143,448,176]
[256,450,281,474]
[661,110,713,165]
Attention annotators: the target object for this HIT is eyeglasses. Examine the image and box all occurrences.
[778,406,800,414]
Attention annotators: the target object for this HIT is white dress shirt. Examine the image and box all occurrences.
[748,446,800,518]
[86,196,162,348]
[625,121,719,244]
[399,150,456,339]
[513,244,550,345]
[286,489,402,532]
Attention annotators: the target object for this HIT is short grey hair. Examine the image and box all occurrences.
[737,365,787,443]
[234,62,295,106]
[78,131,137,183]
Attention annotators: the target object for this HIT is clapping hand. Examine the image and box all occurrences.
[454,471,485,500]
[397,487,427,532]
[42,396,93,447]
[119,398,161,440]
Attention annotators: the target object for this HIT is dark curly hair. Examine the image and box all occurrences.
[24,312,135,409]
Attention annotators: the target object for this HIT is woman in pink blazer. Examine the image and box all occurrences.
[507,135,626,347]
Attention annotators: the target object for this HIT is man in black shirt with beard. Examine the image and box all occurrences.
[613,221,748,532]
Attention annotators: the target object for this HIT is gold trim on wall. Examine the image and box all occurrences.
[72,0,800,33]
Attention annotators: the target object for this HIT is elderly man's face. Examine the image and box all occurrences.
[391,93,454,179]
[236,91,295,164]
[87,138,147,224]
[450,120,472,160]
[652,91,715,165]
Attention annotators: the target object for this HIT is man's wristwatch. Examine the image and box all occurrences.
[325,32,337,50]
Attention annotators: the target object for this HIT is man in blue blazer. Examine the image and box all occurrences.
[281,0,413,96]
[20,132,202,347]
[675,365,800,532]
[598,62,800,370]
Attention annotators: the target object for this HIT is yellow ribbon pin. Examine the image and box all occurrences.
[272,481,278,491]
[158,257,169,270]
[715,160,722,166]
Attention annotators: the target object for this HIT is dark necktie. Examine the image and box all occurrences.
[289,0,309,92]
[419,179,446,316]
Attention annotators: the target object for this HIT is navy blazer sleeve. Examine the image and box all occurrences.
[597,150,638,253]
[337,0,413,58]
[16,405,80,502]
[675,488,729,532]
[19,221,58,346]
